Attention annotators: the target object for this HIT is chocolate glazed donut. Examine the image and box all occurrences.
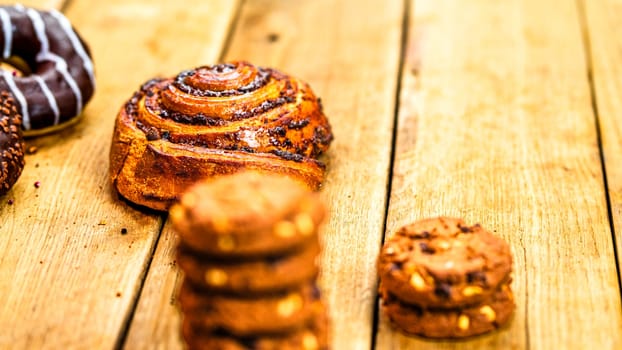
[110,61,333,211]
[0,5,95,136]
[0,91,25,196]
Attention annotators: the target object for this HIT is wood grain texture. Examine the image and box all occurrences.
[0,0,210,348]
[377,0,622,349]
[125,222,184,350]
[123,0,404,349]
[225,1,404,348]
[582,0,622,282]
[0,0,64,8]
[2,0,619,349]
[121,1,241,348]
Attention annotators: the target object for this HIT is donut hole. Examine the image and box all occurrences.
[0,56,33,77]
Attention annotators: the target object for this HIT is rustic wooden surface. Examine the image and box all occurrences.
[0,0,162,348]
[0,0,621,349]
[127,1,404,349]
[583,0,622,280]
[223,1,404,349]
[378,0,622,349]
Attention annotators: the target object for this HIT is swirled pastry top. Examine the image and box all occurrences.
[0,5,95,133]
[126,62,331,159]
[110,61,333,211]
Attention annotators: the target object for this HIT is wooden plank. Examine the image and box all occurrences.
[122,1,241,348]
[125,222,184,349]
[227,0,403,349]
[0,0,166,348]
[224,1,404,348]
[0,0,242,347]
[378,0,622,349]
[582,0,622,282]
[126,0,405,349]
[0,0,64,8]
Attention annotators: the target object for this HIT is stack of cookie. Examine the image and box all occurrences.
[170,171,330,350]
[377,217,514,338]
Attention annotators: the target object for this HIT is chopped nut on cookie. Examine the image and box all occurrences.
[378,217,513,308]
[377,217,515,339]
[171,170,332,347]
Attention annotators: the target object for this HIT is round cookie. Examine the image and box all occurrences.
[181,304,330,350]
[170,171,326,258]
[380,283,515,338]
[179,281,323,336]
[378,217,512,308]
[177,240,320,294]
[0,91,25,196]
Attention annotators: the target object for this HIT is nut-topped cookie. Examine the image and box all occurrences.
[380,283,514,338]
[181,302,330,350]
[170,171,326,258]
[179,281,323,336]
[172,171,331,348]
[177,240,320,294]
[378,217,512,308]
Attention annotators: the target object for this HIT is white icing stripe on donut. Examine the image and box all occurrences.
[2,70,30,130]
[44,53,83,116]
[33,75,60,125]
[49,10,95,89]
[0,9,12,59]
[26,9,83,116]
[25,8,50,59]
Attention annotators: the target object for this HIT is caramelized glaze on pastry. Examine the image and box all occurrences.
[109,61,332,210]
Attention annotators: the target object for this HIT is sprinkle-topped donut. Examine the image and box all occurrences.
[0,90,25,196]
[0,5,95,136]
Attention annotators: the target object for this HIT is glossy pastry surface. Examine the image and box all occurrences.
[109,61,333,211]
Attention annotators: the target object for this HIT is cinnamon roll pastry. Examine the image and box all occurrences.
[109,62,333,211]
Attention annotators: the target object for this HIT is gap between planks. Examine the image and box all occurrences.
[576,0,622,299]
[123,0,405,349]
[114,1,248,348]
[114,218,166,350]
[370,0,411,348]
[2,0,168,347]
[117,1,245,349]
[377,0,621,349]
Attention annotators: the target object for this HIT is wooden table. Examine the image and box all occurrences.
[1,0,621,349]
